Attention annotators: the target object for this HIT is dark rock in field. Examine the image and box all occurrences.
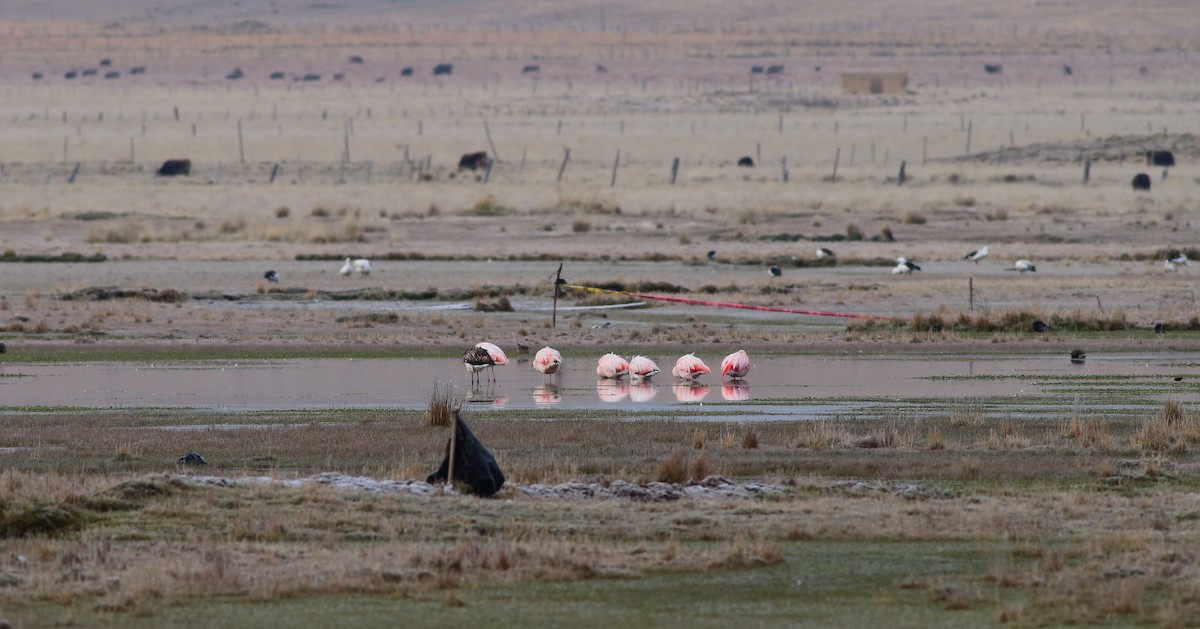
[177,452,208,465]
[426,412,505,497]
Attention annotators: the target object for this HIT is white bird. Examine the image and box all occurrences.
[1015,260,1037,273]
[352,258,372,277]
[533,347,562,382]
[815,247,835,260]
[629,355,660,380]
[965,246,989,264]
[340,258,354,277]
[892,257,921,274]
[1165,251,1189,272]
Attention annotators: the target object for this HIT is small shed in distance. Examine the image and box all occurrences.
[840,71,908,95]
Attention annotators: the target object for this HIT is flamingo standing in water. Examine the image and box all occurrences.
[596,353,630,379]
[629,355,661,380]
[671,353,711,380]
[463,347,495,384]
[473,342,508,381]
[720,349,750,380]
[533,347,562,382]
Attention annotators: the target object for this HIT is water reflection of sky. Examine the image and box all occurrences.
[0,354,1196,416]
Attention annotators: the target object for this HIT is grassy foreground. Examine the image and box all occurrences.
[3,400,1200,627]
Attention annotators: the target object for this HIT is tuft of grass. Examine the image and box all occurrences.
[427,382,460,427]
[1135,400,1195,452]
[657,451,688,483]
[928,427,945,450]
[467,195,513,216]
[572,220,591,233]
[741,430,759,449]
[902,212,927,225]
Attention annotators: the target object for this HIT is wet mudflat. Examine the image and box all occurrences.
[2,352,1194,418]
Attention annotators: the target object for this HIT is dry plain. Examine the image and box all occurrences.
[3,1,1200,627]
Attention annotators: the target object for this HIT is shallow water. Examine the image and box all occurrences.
[1,353,1195,419]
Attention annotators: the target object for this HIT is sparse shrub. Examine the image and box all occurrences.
[275,206,291,218]
[689,450,709,480]
[928,427,945,450]
[845,224,864,241]
[467,194,513,216]
[741,430,759,449]
[657,452,688,483]
[954,195,976,207]
[692,429,707,450]
[310,206,330,218]
[902,212,927,225]
[572,220,591,233]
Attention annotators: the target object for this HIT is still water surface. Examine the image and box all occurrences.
[2,353,1194,418]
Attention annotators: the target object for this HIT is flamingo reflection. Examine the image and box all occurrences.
[721,382,750,401]
[672,382,710,402]
[629,382,658,402]
[467,384,508,408]
[596,379,629,402]
[533,385,562,406]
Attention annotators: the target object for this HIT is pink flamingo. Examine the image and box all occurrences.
[596,353,630,379]
[628,355,660,380]
[533,347,563,382]
[671,353,711,381]
[720,349,750,380]
[473,342,509,381]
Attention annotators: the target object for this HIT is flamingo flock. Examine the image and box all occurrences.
[466,344,751,384]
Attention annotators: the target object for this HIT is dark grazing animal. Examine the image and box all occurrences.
[156,159,192,177]
[31,72,43,80]
[766,65,784,75]
[104,71,120,79]
[1146,150,1175,167]
[177,452,208,465]
[595,64,608,74]
[1032,320,1049,333]
[1132,173,1151,191]
[737,156,754,167]
[433,63,453,76]
[264,270,279,283]
[400,67,414,77]
[65,71,77,79]
[458,151,489,171]
[130,66,146,75]
[426,412,506,497]
[348,55,364,64]
[82,68,98,76]
[269,71,285,80]
[1063,65,1073,76]
[984,64,1003,74]
[0,342,6,353]
[750,65,764,74]
[522,64,540,74]
[99,58,112,67]
[301,73,320,82]
[226,68,244,80]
